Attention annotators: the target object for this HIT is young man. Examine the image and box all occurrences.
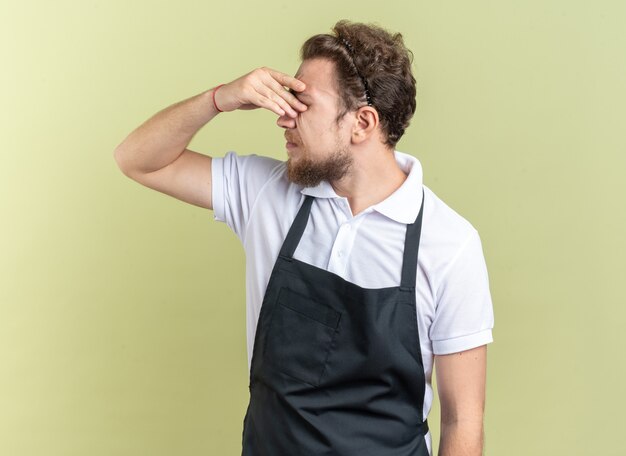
[114,20,494,456]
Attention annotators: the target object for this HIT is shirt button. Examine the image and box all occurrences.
[338,251,343,257]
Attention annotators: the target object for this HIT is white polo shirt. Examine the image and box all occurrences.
[211,150,494,453]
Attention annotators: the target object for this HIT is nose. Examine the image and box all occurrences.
[276,112,297,129]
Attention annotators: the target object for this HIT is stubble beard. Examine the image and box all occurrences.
[286,137,353,188]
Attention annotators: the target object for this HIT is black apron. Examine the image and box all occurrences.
[242,188,428,456]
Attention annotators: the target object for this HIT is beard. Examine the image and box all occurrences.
[286,139,353,187]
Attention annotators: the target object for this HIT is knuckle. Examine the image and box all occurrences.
[248,68,261,80]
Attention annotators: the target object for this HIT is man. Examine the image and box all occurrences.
[114,20,494,456]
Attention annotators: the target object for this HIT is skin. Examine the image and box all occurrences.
[278,58,488,455]
[114,57,487,455]
[435,345,487,456]
[276,57,409,217]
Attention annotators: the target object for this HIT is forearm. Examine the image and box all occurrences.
[114,87,220,174]
[438,421,484,456]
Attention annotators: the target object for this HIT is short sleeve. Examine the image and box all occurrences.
[429,229,495,354]
[211,151,281,242]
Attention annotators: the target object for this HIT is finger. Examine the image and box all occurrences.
[253,90,285,117]
[265,76,308,113]
[266,68,306,92]
[258,70,307,114]
[258,86,297,117]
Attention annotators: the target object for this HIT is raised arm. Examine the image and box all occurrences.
[113,67,308,209]
[434,344,487,456]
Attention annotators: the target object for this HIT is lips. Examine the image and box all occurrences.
[284,134,300,146]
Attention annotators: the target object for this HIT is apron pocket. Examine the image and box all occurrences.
[263,287,341,387]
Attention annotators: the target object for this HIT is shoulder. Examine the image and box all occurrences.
[222,154,305,223]
[421,184,483,286]
[213,151,284,180]
[211,152,301,240]
[423,184,478,249]
[422,186,494,353]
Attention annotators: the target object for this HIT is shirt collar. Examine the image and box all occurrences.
[300,150,424,224]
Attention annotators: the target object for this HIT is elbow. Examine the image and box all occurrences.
[113,147,131,176]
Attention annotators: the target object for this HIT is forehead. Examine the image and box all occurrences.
[293,58,339,100]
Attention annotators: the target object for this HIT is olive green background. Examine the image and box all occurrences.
[1,1,624,455]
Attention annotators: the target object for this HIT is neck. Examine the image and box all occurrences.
[329,147,407,217]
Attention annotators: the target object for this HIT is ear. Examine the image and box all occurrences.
[351,106,380,145]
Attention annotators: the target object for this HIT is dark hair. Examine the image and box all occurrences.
[300,19,417,149]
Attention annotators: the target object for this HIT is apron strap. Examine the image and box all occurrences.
[279,195,314,259]
[280,187,424,289]
[417,418,429,436]
[400,187,425,290]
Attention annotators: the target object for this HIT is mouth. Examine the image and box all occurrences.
[286,141,298,150]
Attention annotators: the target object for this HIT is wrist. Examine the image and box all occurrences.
[211,84,225,113]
